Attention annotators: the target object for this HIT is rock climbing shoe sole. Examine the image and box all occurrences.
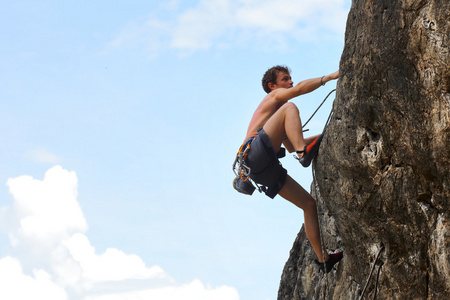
[298,134,324,167]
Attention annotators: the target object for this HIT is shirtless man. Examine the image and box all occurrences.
[235,65,342,273]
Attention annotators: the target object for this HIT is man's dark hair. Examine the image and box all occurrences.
[262,65,291,94]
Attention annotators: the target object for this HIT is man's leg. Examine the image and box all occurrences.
[304,134,320,146]
[278,175,329,263]
[262,102,305,154]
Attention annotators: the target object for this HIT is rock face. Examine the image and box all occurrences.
[278,0,449,299]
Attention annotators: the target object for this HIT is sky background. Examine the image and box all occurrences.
[0,1,351,299]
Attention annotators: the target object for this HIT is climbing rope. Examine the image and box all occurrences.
[372,261,384,300]
[311,165,330,299]
[359,245,385,300]
[302,89,336,132]
[309,90,336,298]
[308,93,385,300]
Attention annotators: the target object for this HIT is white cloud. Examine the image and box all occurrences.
[25,147,62,164]
[109,0,349,54]
[6,166,86,245]
[84,279,240,300]
[234,0,315,31]
[0,256,68,300]
[0,166,239,300]
[170,0,235,49]
[63,233,165,283]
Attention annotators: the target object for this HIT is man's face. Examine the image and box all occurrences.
[273,72,293,89]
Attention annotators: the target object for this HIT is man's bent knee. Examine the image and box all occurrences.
[283,102,299,114]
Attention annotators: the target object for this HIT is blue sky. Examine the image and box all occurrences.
[0,1,350,299]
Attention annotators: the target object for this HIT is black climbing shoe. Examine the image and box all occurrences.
[297,134,324,167]
[315,251,343,273]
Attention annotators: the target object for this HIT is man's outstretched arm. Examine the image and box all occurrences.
[273,70,339,102]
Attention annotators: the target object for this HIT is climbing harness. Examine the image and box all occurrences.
[359,245,385,300]
[232,138,267,195]
[232,138,256,195]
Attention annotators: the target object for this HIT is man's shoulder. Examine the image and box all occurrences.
[257,94,286,113]
[265,88,289,101]
[263,90,281,101]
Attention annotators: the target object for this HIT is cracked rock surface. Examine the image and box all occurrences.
[278,0,449,299]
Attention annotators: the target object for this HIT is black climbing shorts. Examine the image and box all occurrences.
[246,127,287,199]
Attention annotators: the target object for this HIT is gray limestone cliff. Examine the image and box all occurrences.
[278,0,449,299]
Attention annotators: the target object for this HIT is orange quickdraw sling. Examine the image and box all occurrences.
[232,138,253,182]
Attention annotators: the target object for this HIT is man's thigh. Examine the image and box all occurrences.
[262,104,292,152]
[278,175,315,210]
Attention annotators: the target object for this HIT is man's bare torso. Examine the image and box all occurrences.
[244,94,287,141]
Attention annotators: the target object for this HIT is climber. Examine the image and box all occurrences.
[234,65,343,273]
